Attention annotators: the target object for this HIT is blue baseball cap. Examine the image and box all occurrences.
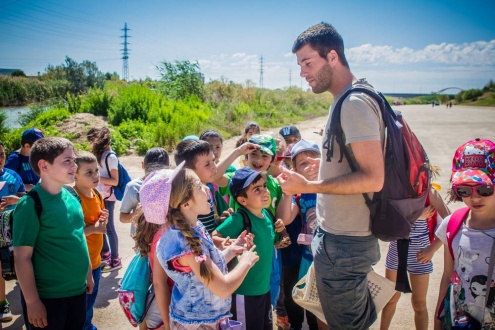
[291,139,320,161]
[21,128,44,143]
[230,167,266,197]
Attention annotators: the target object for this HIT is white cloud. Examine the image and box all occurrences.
[347,40,495,66]
[199,40,495,92]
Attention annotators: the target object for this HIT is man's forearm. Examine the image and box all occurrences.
[305,170,383,195]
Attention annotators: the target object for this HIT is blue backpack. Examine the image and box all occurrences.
[104,152,132,201]
[117,253,153,327]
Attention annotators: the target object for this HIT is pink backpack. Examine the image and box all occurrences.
[446,207,470,260]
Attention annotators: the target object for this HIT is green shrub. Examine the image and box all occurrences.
[108,84,160,125]
[79,87,112,116]
[0,110,9,142]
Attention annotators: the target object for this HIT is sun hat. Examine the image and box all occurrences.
[248,134,276,156]
[451,138,495,186]
[291,139,320,161]
[140,161,185,224]
[21,128,44,143]
[279,125,300,138]
[229,167,266,198]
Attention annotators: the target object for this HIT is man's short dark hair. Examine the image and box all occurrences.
[174,140,212,169]
[292,22,349,68]
[30,137,73,176]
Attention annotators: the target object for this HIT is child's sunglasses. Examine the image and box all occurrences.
[453,185,494,198]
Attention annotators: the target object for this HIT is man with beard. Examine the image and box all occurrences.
[277,22,385,329]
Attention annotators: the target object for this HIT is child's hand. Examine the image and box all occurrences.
[419,205,435,220]
[233,230,255,250]
[237,245,259,268]
[274,219,286,233]
[27,299,48,328]
[86,271,95,294]
[221,236,235,250]
[417,245,434,263]
[97,209,109,225]
[238,142,260,155]
[92,223,107,234]
[216,208,234,225]
[1,195,20,208]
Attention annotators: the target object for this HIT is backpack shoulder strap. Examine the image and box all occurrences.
[104,152,112,176]
[92,188,103,203]
[26,190,42,220]
[62,185,82,204]
[237,208,252,234]
[264,208,276,224]
[327,86,390,212]
[446,207,470,260]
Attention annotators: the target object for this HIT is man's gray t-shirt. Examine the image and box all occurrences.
[316,83,384,236]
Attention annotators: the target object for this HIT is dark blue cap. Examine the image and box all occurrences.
[230,167,265,197]
[21,128,44,142]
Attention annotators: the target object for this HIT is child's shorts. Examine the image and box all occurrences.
[144,294,164,330]
[385,234,433,275]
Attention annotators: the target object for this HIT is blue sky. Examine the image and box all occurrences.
[1,0,494,93]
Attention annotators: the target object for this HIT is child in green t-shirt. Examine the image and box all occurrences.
[213,167,286,330]
[13,137,92,329]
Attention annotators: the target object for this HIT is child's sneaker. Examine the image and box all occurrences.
[276,315,290,330]
[0,303,12,322]
[100,251,111,266]
[102,257,122,273]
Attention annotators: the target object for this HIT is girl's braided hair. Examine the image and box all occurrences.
[168,168,213,282]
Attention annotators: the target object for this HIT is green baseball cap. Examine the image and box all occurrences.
[248,134,276,156]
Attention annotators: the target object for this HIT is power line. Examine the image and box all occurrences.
[121,23,131,81]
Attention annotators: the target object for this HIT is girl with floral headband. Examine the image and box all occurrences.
[140,162,259,329]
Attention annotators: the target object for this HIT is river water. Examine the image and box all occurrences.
[1,107,31,128]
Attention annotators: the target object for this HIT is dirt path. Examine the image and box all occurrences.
[4,105,495,329]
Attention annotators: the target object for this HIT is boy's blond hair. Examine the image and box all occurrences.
[29,137,73,176]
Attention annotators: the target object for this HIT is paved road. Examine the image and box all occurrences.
[3,104,495,329]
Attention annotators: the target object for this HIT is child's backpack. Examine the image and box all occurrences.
[446,207,470,260]
[105,151,132,201]
[117,253,154,327]
[0,185,85,281]
[327,83,431,293]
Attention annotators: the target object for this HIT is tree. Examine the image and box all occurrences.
[42,56,105,95]
[11,70,26,77]
[156,60,204,100]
